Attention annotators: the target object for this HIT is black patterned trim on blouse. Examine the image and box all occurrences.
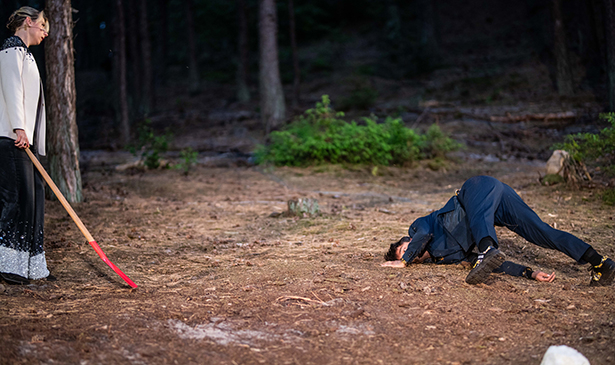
[1,35,30,54]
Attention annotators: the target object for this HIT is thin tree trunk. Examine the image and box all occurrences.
[288,0,300,108]
[139,0,153,113]
[159,0,169,86]
[604,0,615,111]
[236,0,250,102]
[259,0,285,133]
[185,0,200,94]
[552,0,574,96]
[115,0,130,146]
[127,0,141,111]
[44,0,82,202]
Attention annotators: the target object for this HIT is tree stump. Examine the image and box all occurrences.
[543,150,591,186]
[287,198,320,217]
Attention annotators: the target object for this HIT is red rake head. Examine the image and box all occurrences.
[88,241,138,288]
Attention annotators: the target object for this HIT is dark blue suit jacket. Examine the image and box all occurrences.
[401,196,473,265]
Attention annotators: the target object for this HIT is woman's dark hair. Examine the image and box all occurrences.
[384,236,411,261]
[6,6,47,33]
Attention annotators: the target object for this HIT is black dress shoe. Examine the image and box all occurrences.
[45,274,57,282]
[0,272,30,285]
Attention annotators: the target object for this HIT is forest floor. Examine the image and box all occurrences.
[4,46,615,363]
[1,139,615,364]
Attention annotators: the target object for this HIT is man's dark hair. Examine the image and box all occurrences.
[384,236,411,261]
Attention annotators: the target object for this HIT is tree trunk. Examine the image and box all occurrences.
[259,0,286,133]
[288,0,300,108]
[604,0,615,111]
[552,0,574,96]
[158,0,169,86]
[139,0,153,113]
[126,0,141,111]
[236,0,250,102]
[185,0,200,94]
[115,0,130,146]
[44,0,82,202]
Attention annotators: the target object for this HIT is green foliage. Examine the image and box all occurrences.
[421,124,463,159]
[541,174,565,186]
[426,157,449,171]
[130,119,173,169]
[603,188,615,206]
[554,113,615,176]
[255,95,460,167]
[175,147,198,175]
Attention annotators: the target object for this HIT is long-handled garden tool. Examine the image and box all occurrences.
[26,148,138,288]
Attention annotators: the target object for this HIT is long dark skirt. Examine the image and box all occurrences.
[0,137,49,279]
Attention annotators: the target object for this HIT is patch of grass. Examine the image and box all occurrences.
[426,157,448,171]
[254,95,461,167]
[541,174,565,186]
[602,188,615,206]
[553,112,615,176]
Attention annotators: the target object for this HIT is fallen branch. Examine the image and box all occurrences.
[386,106,577,124]
[489,111,576,123]
[276,295,328,306]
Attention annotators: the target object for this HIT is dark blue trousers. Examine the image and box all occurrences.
[457,175,590,263]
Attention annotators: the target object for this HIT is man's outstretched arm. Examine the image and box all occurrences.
[382,257,556,282]
[495,261,555,282]
[381,251,431,268]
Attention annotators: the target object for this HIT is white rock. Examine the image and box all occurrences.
[546,150,569,175]
[540,345,590,365]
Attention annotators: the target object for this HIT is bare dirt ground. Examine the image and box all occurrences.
[1,149,614,364]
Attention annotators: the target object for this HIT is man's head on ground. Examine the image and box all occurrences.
[384,236,411,261]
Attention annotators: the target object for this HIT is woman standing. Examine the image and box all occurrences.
[0,6,53,284]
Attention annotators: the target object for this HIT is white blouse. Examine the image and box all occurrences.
[0,36,46,155]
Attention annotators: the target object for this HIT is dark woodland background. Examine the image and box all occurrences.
[1,0,613,151]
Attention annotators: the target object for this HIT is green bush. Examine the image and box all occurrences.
[421,123,463,159]
[554,113,615,176]
[130,119,173,169]
[254,95,460,167]
[175,147,198,175]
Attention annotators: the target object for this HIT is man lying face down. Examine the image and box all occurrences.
[381,176,615,286]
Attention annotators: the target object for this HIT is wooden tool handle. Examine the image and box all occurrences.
[25,148,137,288]
[25,148,94,242]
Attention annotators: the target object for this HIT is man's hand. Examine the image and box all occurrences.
[532,271,556,282]
[14,129,30,149]
[413,251,431,264]
[380,260,406,268]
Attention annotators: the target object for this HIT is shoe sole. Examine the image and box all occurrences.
[590,261,615,287]
[0,273,30,285]
[465,250,506,285]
